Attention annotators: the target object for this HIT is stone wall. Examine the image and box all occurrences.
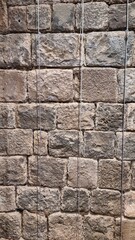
[0,0,135,239]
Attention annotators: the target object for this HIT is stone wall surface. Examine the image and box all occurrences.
[0,0,135,240]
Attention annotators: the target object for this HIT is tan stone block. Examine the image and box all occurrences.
[0,130,7,155]
[34,131,48,155]
[9,6,27,31]
[132,161,135,189]
[122,219,135,240]
[7,0,34,5]
[127,103,135,130]
[0,104,15,128]
[0,0,8,32]
[124,191,135,218]
[0,186,16,212]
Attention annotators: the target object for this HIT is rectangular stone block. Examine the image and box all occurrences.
[0,34,31,67]
[0,130,7,155]
[0,104,15,128]
[0,0,8,32]
[121,219,135,240]
[28,69,73,102]
[127,103,135,130]
[9,6,27,32]
[28,156,67,188]
[84,131,115,159]
[0,186,16,212]
[132,161,135,189]
[7,0,35,5]
[0,70,27,102]
[0,156,27,185]
[34,131,48,155]
[86,32,134,67]
[32,33,80,67]
[124,191,135,218]
[68,157,97,189]
[17,104,56,130]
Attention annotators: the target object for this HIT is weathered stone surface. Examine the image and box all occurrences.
[49,213,83,240]
[83,214,114,240]
[0,156,27,185]
[61,187,89,212]
[127,104,135,130]
[27,4,51,30]
[99,159,131,190]
[34,131,48,155]
[8,129,33,155]
[0,70,27,102]
[17,186,60,213]
[91,189,120,216]
[116,132,135,160]
[132,161,135,189]
[121,219,135,240]
[0,212,21,240]
[0,130,7,155]
[17,104,56,130]
[86,32,134,67]
[23,211,47,240]
[28,156,67,188]
[57,103,95,130]
[7,0,34,5]
[82,68,117,102]
[52,3,74,31]
[28,69,73,102]
[84,131,115,159]
[49,130,79,157]
[0,0,8,32]
[124,191,135,218]
[0,104,15,128]
[9,6,27,31]
[96,103,123,131]
[0,34,31,67]
[68,157,97,189]
[32,33,80,67]
[0,186,16,211]
[76,2,108,31]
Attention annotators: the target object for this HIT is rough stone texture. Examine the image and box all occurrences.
[81,68,117,102]
[91,189,121,216]
[132,162,135,189]
[86,32,134,67]
[28,156,67,187]
[7,0,35,5]
[32,33,80,67]
[0,186,16,212]
[23,210,47,240]
[0,70,27,102]
[34,131,48,155]
[84,131,115,159]
[8,6,27,31]
[124,191,135,218]
[0,130,7,155]
[99,159,131,190]
[127,103,135,130]
[28,69,73,102]
[68,157,97,189]
[0,104,15,128]
[76,2,108,31]
[0,156,27,185]
[0,212,21,240]
[120,219,135,240]
[0,0,8,32]
[83,214,114,240]
[49,213,83,240]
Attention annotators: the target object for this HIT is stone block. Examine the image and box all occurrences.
[32,33,80,67]
[68,157,97,189]
[84,131,115,159]
[28,69,73,102]
[91,189,120,216]
[121,219,135,240]
[0,104,15,128]
[0,70,27,102]
[23,211,47,240]
[17,186,60,213]
[0,130,7,155]
[0,156,27,185]
[28,156,67,188]
[81,68,117,102]
[0,34,31,67]
[99,159,131,190]
[83,214,114,240]
[124,191,135,218]
[96,103,123,131]
[17,104,56,130]
[127,103,135,130]
[76,2,108,31]
[34,131,48,155]
[52,3,75,31]
[7,0,35,5]
[8,6,27,31]
[0,212,21,240]
[27,4,51,31]
[0,186,16,212]
[86,32,134,67]
[132,161,135,189]
[0,0,8,32]
[8,129,33,155]
[49,213,83,240]
[61,187,89,212]
[49,130,79,157]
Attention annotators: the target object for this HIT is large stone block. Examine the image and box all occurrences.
[84,131,115,159]
[132,161,135,189]
[68,157,97,189]
[86,32,134,67]
[0,186,16,211]
[8,6,27,31]
[34,130,48,155]
[28,69,73,102]
[0,156,27,185]
[28,156,67,188]
[121,219,135,240]
[81,68,117,102]
[0,0,8,32]
[127,104,135,130]
[0,104,15,128]
[0,70,27,102]
[32,33,80,67]
[124,191,135,218]
[76,2,108,31]
[7,0,34,5]
[0,34,31,67]
[0,130,7,155]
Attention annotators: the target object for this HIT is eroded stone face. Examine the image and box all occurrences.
[0,186,16,212]
[124,191,135,218]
